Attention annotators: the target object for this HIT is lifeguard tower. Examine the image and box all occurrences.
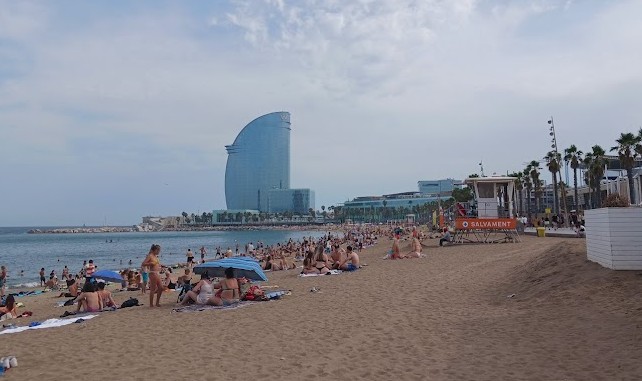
[453,176,520,243]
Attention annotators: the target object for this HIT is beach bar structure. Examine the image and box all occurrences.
[453,176,519,243]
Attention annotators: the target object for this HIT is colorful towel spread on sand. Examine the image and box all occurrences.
[299,270,343,277]
[171,301,258,313]
[0,315,97,335]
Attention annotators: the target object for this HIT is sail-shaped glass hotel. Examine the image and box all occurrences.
[224,112,314,213]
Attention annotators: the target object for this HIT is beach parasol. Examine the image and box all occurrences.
[193,259,267,281]
[92,269,123,283]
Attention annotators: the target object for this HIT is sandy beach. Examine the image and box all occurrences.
[1,235,641,380]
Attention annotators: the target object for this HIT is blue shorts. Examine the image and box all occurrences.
[142,272,149,282]
[345,263,358,272]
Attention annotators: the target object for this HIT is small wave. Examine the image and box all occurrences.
[9,282,40,288]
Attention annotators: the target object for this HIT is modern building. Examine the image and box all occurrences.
[417,179,462,197]
[224,112,315,213]
[267,188,315,214]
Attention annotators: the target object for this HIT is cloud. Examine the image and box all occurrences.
[0,0,641,225]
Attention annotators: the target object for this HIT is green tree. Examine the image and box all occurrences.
[564,145,584,211]
[584,145,608,208]
[452,187,474,203]
[610,132,641,204]
[529,160,542,213]
[508,172,524,215]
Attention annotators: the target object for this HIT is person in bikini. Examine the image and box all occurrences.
[313,245,331,274]
[406,236,424,258]
[141,244,164,307]
[209,267,240,306]
[75,282,103,313]
[0,294,17,320]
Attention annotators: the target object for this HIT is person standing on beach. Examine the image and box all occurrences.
[0,265,7,298]
[200,246,207,263]
[84,260,96,283]
[140,265,149,294]
[142,244,164,307]
[39,268,46,286]
[186,249,194,268]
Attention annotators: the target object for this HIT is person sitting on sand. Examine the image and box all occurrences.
[406,236,424,258]
[75,282,103,313]
[210,267,240,306]
[163,267,176,290]
[45,275,60,290]
[390,235,402,259]
[177,268,192,287]
[96,281,116,308]
[179,273,214,305]
[330,244,346,269]
[314,245,331,274]
[338,245,360,271]
[58,278,79,298]
[127,271,140,291]
[439,228,452,247]
[301,255,319,275]
[0,294,17,320]
[141,244,164,308]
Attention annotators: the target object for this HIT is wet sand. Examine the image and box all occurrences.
[1,236,641,380]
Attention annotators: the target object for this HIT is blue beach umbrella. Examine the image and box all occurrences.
[193,259,267,282]
[92,269,123,283]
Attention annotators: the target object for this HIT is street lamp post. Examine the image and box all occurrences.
[547,117,569,227]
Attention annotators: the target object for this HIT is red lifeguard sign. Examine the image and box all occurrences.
[453,176,520,243]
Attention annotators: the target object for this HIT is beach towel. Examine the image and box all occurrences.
[299,270,343,277]
[0,315,97,335]
[171,301,258,313]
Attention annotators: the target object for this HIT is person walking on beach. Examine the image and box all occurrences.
[0,265,7,298]
[39,268,46,286]
[142,244,164,307]
[200,246,207,263]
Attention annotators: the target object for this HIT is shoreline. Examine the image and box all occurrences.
[26,223,341,234]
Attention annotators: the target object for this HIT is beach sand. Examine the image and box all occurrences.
[1,235,641,380]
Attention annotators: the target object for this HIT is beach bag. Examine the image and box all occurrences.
[243,285,264,301]
[120,298,139,308]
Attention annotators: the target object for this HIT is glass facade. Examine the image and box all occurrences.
[225,112,291,211]
[417,179,461,196]
[268,189,315,214]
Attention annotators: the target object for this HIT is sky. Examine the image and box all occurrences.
[1,0,641,226]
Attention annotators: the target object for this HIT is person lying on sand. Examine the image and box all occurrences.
[338,246,360,271]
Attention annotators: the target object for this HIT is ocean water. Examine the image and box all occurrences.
[0,227,327,288]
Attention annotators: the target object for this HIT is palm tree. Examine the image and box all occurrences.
[545,151,561,215]
[529,160,542,213]
[586,145,608,208]
[611,132,641,204]
[564,145,584,211]
[508,171,524,216]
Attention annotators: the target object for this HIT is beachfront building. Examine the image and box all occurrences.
[225,112,291,211]
[267,188,315,214]
[418,179,462,197]
[212,209,260,224]
[224,111,315,214]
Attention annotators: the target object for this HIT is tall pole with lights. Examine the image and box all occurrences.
[548,117,569,227]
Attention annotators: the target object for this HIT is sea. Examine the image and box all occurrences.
[0,227,328,288]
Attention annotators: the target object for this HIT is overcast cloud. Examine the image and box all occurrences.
[1,0,641,226]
